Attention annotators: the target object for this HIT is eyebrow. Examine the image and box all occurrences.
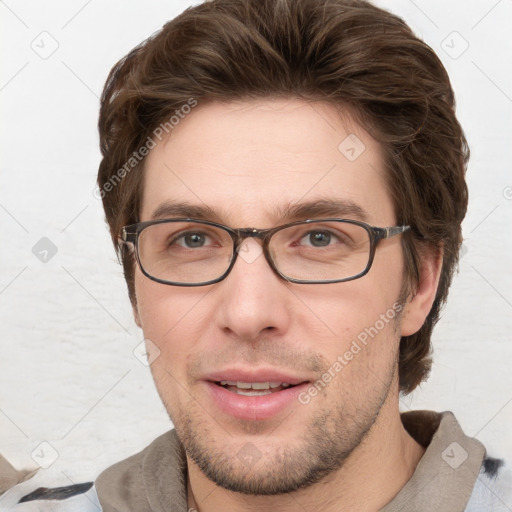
[273,199,368,223]
[150,198,369,224]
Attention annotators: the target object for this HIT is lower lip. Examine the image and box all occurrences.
[205,381,309,421]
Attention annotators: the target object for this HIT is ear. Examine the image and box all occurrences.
[401,246,443,337]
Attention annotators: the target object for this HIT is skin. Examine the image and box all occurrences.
[132,98,441,511]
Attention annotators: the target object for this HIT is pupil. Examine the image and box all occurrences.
[310,231,330,247]
[185,233,204,247]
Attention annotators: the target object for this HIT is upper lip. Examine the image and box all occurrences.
[203,368,311,386]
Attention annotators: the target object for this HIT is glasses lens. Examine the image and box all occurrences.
[138,221,233,284]
[270,221,371,282]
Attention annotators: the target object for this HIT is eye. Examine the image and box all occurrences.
[299,230,339,248]
[172,231,213,249]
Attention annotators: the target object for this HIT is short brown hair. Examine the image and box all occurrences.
[97,0,469,394]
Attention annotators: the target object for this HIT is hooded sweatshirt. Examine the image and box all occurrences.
[2,410,511,511]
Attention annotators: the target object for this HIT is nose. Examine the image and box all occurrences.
[215,238,292,342]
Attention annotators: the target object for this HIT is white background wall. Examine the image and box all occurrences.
[1,0,511,487]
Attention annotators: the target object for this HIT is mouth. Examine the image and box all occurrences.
[203,371,311,421]
[214,380,297,396]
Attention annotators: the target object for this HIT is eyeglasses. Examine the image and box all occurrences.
[120,218,410,286]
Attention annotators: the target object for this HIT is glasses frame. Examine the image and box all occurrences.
[120,218,410,287]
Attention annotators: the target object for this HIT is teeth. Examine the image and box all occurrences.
[251,382,270,390]
[236,389,272,396]
[219,381,293,389]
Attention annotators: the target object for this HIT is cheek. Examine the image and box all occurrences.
[292,275,403,389]
[134,272,210,417]
[134,271,206,367]
[322,290,401,383]
[292,273,401,341]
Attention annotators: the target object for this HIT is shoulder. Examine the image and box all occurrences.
[0,453,100,511]
[465,455,512,511]
[94,428,180,490]
[0,476,101,511]
[94,429,187,512]
[0,430,181,512]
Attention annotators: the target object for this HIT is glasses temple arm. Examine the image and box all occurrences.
[385,225,410,238]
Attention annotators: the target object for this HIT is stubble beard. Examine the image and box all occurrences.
[167,358,397,496]
[158,297,405,496]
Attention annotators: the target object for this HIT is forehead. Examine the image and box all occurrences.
[140,98,395,226]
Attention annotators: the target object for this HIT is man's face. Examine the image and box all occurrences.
[134,99,407,494]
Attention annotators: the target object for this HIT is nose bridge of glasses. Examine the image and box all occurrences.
[232,227,271,250]
[231,227,277,271]
[235,227,267,239]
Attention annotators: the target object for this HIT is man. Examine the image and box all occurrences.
[2,0,509,510]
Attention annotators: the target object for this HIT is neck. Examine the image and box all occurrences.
[186,397,425,512]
